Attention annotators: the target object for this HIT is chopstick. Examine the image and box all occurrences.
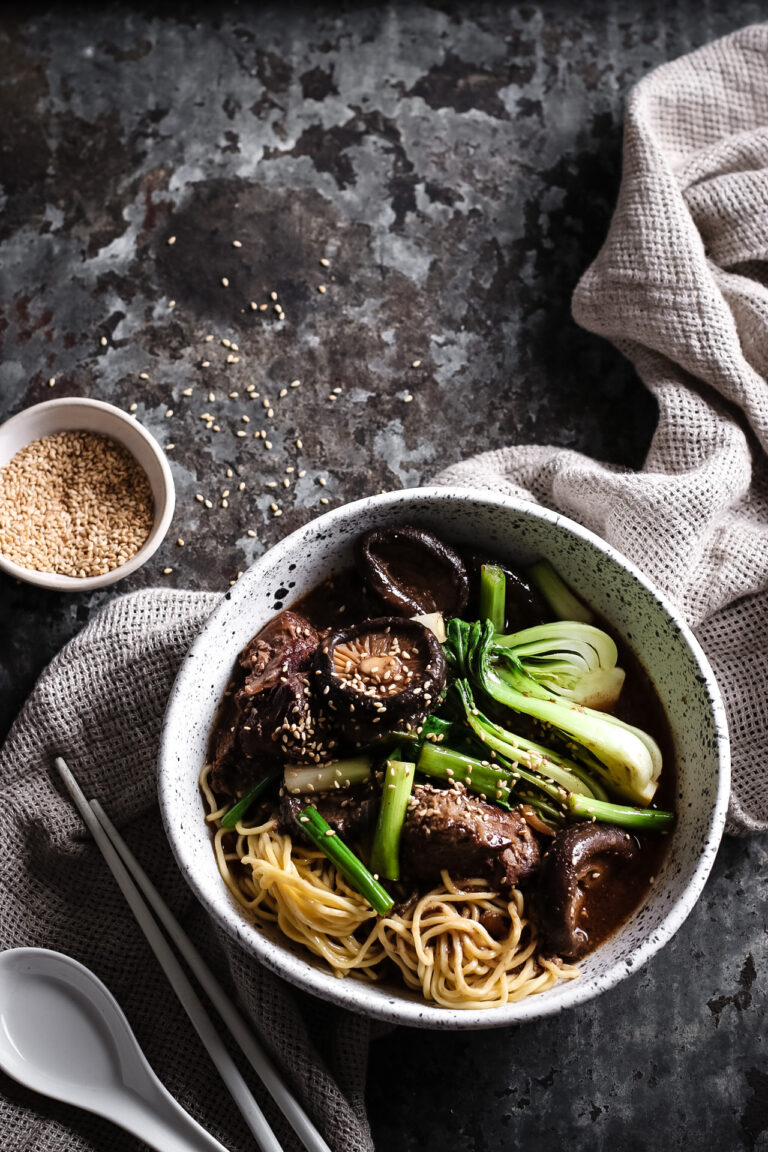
[54,757,332,1152]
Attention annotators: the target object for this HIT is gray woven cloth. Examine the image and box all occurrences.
[0,589,375,1152]
[438,21,768,836]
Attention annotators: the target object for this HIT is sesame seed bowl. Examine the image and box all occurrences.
[0,397,175,591]
[159,487,729,1029]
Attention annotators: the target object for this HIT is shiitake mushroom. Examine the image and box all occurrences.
[313,616,447,742]
[355,525,469,617]
[537,823,637,959]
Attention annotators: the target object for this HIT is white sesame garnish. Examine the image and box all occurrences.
[319,257,330,267]
[165,409,173,418]
[317,284,326,294]
[250,301,257,311]
[163,567,173,574]
[232,239,242,248]
[181,387,193,396]
[167,235,176,245]
[290,379,301,388]
[221,277,229,287]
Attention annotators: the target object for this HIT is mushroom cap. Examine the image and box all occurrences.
[355,525,469,617]
[314,616,447,742]
[537,822,637,959]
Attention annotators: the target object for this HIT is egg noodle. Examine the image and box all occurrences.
[200,764,579,1009]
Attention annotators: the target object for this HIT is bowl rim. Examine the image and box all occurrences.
[158,485,731,1029]
[0,397,175,591]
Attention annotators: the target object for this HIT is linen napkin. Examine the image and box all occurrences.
[438,21,768,836]
[0,589,375,1152]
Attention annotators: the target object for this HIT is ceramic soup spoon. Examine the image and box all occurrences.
[0,947,232,1152]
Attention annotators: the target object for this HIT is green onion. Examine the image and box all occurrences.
[528,559,594,623]
[221,768,281,829]
[417,742,512,806]
[284,756,371,794]
[567,793,675,830]
[298,806,394,915]
[370,759,416,880]
[480,563,506,632]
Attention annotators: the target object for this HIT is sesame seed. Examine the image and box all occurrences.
[204,499,213,508]
[139,372,149,381]
[226,355,239,364]
[412,359,422,368]
[264,440,272,449]
[48,377,56,387]
[296,439,303,449]
[177,538,184,546]
[232,239,242,248]
[270,291,278,301]
[273,508,282,516]
[221,339,231,348]
[283,478,290,488]
[168,300,175,309]
[250,301,257,311]
[222,498,229,507]
[0,431,153,577]
[163,567,173,574]
[238,482,245,490]
[259,303,268,311]
[165,443,174,451]
[279,388,287,398]
[290,379,301,388]
[204,334,214,342]
[247,529,256,537]
[317,284,326,294]
[298,469,306,477]
[165,409,173,418]
[320,497,329,505]
[167,235,176,245]
[129,403,138,413]
[273,305,281,314]
[182,388,193,396]
[195,493,204,502]
[403,394,414,403]
[201,360,210,368]
[236,430,246,438]
[320,257,330,267]
[270,502,278,511]
[221,277,229,287]
[208,392,215,402]
[319,477,327,486]
[267,407,274,418]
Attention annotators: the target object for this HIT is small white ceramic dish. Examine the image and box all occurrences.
[158,487,730,1029]
[0,397,175,591]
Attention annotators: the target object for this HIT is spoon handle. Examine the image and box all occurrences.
[55,758,284,1152]
[113,1089,235,1152]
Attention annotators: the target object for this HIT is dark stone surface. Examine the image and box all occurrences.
[0,3,766,1150]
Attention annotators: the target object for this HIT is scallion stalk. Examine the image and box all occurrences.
[480,564,506,632]
[370,759,416,880]
[284,756,371,794]
[221,768,281,830]
[567,792,675,830]
[298,806,394,915]
[417,742,512,806]
[528,559,594,623]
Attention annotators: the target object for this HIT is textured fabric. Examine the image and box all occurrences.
[437,22,768,835]
[0,589,375,1152]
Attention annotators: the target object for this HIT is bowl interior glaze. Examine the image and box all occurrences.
[158,487,729,1029]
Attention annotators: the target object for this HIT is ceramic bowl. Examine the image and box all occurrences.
[158,487,730,1029]
[0,397,175,591]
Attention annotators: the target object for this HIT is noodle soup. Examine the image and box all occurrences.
[201,528,675,1011]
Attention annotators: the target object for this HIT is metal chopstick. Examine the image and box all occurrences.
[54,757,305,1152]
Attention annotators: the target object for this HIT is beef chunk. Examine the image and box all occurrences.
[278,782,378,842]
[400,783,540,891]
[237,610,319,698]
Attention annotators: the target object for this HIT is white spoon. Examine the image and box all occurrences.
[0,947,232,1152]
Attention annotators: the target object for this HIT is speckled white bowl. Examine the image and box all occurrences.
[0,397,175,590]
[158,487,730,1029]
